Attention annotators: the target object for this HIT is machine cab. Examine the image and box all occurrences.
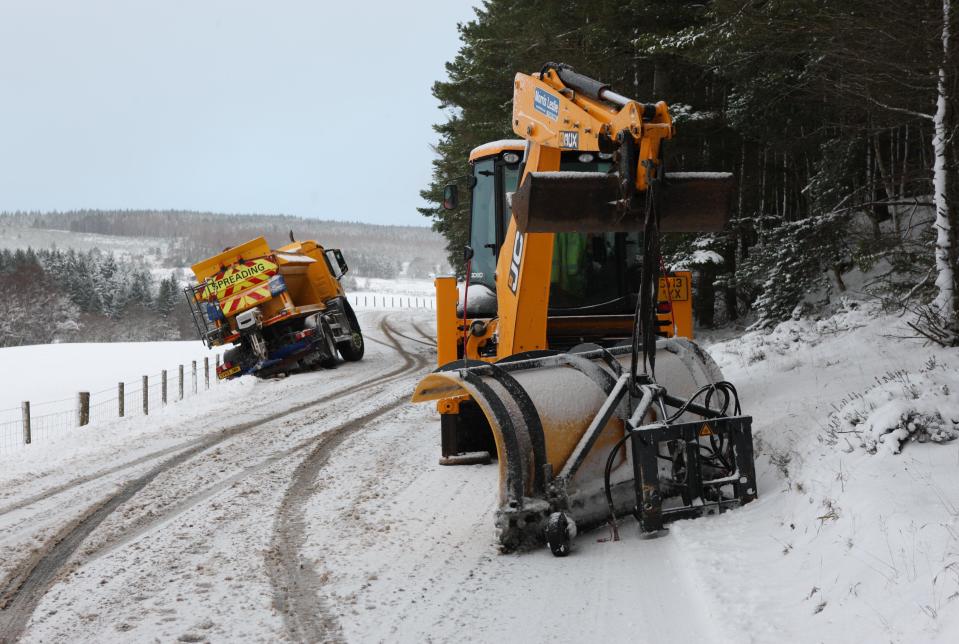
[460,141,689,345]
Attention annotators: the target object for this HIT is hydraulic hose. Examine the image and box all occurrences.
[540,61,658,117]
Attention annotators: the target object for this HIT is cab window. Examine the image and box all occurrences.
[468,158,497,288]
[548,154,642,313]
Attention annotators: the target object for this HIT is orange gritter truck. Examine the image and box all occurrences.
[184,236,364,379]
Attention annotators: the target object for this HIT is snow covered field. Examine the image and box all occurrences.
[347,277,437,311]
[351,277,437,296]
[0,341,223,413]
[0,306,957,643]
[0,341,226,456]
[0,226,172,265]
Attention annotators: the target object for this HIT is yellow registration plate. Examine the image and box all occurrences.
[658,275,690,302]
[218,365,241,379]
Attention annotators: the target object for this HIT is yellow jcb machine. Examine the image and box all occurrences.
[413,63,757,556]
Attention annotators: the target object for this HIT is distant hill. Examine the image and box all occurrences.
[0,210,451,279]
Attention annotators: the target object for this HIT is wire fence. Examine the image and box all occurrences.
[348,293,435,311]
[0,355,222,457]
[0,292,433,456]
[0,417,23,454]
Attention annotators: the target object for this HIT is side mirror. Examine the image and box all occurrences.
[325,248,349,279]
[443,184,459,210]
[463,245,474,263]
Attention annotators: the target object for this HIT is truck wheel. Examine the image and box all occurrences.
[223,346,253,379]
[223,346,244,364]
[319,317,339,369]
[337,301,364,361]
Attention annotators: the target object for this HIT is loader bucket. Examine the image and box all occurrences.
[511,171,735,234]
[412,339,724,551]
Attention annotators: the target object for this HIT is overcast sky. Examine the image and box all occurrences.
[0,0,477,227]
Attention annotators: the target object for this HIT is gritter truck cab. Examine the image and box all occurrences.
[185,236,364,380]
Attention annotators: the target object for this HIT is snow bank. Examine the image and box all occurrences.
[825,359,959,454]
[695,300,959,642]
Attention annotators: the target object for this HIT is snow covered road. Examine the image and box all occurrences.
[6,307,954,643]
[0,312,718,644]
[0,314,433,642]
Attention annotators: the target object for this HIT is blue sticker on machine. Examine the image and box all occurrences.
[560,131,579,148]
[534,87,560,120]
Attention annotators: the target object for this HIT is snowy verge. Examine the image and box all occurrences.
[692,301,959,642]
[0,341,224,415]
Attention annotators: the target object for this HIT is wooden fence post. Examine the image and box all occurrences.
[204,357,210,390]
[162,370,168,404]
[215,354,220,384]
[21,401,30,445]
[179,365,184,400]
[118,382,125,417]
[142,376,149,415]
[78,392,90,427]
[192,360,197,394]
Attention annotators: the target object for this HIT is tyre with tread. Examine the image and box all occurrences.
[546,511,576,557]
[319,317,339,369]
[337,300,364,361]
[223,345,254,378]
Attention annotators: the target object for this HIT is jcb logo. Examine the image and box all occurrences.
[507,232,524,293]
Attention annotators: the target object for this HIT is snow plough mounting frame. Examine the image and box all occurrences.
[627,400,756,534]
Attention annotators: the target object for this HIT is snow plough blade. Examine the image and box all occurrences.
[412,340,757,552]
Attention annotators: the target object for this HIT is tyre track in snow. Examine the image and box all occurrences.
[0,316,429,643]
[387,326,436,349]
[0,442,204,518]
[410,320,437,346]
[296,412,498,642]
[267,323,432,643]
[0,320,399,600]
[85,322,431,564]
[0,317,396,520]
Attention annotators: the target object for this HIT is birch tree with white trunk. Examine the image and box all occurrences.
[931,0,956,322]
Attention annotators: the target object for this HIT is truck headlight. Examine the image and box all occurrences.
[268,274,287,295]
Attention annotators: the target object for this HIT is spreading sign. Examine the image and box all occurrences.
[204,258,278,301]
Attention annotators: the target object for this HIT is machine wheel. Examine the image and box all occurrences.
[337,301,364,361]
[319,317,339,369]
[545,512,576,557]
